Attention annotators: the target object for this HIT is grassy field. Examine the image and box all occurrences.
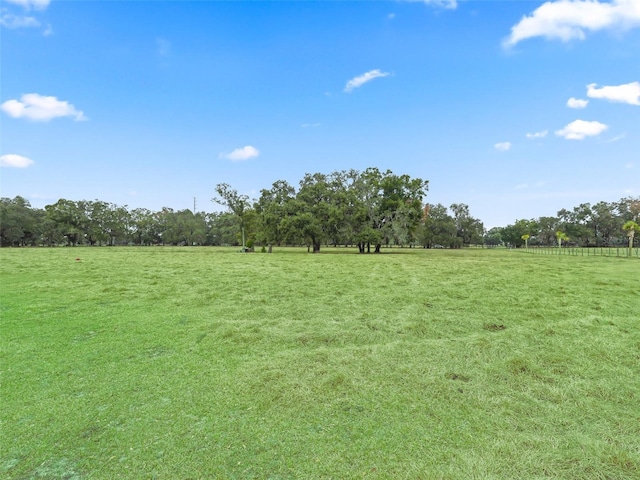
[1,247,639,479]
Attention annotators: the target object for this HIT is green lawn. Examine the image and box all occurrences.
[1,247,639,479]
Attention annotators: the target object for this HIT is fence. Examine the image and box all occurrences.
[521,246,639,258]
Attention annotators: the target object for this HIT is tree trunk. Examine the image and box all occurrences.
[374,243,381,253]
[313,241,321,253]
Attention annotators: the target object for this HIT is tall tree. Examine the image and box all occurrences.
[206,212,242,246]
[379,172,428,249]
[557,207,590,246]
[0,196,39,246]
[501,219,537,247]
[618,197,640,223]
[537,216,559,246]
[590,201,619,246]
[571,203,596,246]
[256,180,296,248]
[450,203,484,247]
[130,208,154,245]
[289,173,333,253]
[350,167,384,253]
[44,199,89,246]
[162,209,206,245]
[419,203,457,248]
[212,183,253,249]
[483,227,503,247]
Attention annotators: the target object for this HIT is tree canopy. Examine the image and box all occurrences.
[1,171,638,251]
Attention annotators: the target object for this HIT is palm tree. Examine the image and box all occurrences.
[622,221,640,257]
[556,231,568,251]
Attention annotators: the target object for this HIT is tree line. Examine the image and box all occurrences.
[489,198,640,248]
[1,167,638,251]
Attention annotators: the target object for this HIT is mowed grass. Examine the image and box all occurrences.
[1,247,639,479]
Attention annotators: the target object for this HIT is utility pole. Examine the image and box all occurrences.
[193,197,197,214]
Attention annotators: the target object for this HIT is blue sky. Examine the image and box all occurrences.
[1,0,639,228]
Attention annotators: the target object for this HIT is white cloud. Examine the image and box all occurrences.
[344,69,390,93]
[5,0,50,10]
[0,154,34,168]
[220,146,260,161]
[587,81,640,105]
[625,162,635,168]
[1,93,87,121]
[0,13,51,35]
[2,0,51,33]
[494,142,512,151]
[555,119,608,140]
[301,123,321,128]
[606,131,627,142]
[567,97,589,108]
[515,183,528,190]
[388,13,396,20]
[526,130,548,139]
[403,0,457,9]
[504,0,640,47]
[0,13,40,28]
